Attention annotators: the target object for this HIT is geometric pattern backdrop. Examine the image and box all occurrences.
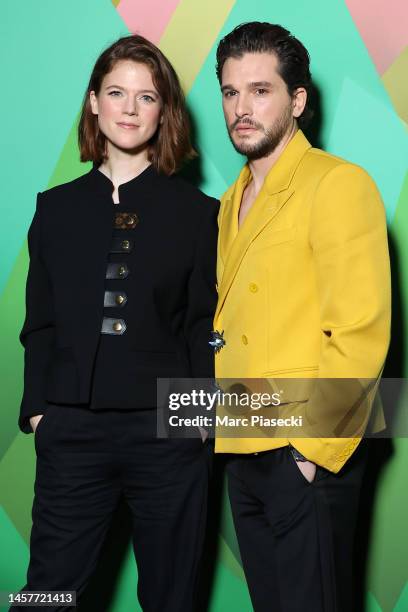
[1,1,407,611]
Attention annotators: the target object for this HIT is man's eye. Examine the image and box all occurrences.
[224,90,236,98]
[255,89,267,95]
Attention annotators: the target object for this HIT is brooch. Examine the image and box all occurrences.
[209,330,226,353]
[114,212,139,230]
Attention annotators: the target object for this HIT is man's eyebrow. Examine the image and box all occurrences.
[221,81,273,92]
[248,81,273,88]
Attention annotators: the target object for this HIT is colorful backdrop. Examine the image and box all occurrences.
[1,1,407,610]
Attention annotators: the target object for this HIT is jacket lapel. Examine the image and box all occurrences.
[218,165,250,266]
[215,130,312,322]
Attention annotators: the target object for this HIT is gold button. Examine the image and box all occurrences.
[249,283,258,293]
[126,214,138,227]
[242,335,248,345]
[116,294,125,305]
[121,240,130,250]
[113,321,122,332]
[118,265,126,277]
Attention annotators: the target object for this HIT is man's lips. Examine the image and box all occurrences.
[234,123,257,132]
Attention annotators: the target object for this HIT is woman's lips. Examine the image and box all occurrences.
[117,122,138,129]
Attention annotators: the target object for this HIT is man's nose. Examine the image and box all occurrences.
[234,94,252,118]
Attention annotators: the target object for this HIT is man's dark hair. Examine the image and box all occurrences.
[216,22,313,128]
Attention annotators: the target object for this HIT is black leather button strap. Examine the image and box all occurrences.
[106,263,129,279]
[110,237,133,253]
[101,317,127,335]
[103,291,128,307]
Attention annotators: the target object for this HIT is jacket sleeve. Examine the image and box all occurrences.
[288,164,391,472]
[19,192,55,433]
[184,198,219,378]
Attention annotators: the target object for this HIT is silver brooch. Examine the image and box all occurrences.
[209,330,226,353]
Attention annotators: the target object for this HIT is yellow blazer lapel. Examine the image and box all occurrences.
[218,165,250,268]
[215,187,294,320]
[215,130,312,322]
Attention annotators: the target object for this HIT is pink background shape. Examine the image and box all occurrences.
[345,0,408,74]
[117,0,181,43]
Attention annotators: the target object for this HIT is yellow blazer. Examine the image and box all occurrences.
[214,130,391,472]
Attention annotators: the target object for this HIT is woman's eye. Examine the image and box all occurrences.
[108,90,122,97]
[141,95,155,103]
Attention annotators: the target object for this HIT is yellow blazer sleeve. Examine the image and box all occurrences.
[289,163,391,472]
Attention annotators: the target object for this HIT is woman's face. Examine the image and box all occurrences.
[90,59,162,157]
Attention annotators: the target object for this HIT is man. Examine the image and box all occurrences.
[213,22,391,612]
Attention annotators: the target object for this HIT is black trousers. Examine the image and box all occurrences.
[12,404,211,612]
[227,440,369,612]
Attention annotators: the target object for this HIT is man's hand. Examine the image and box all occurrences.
[29,414,44,433]
[296,460,316,483]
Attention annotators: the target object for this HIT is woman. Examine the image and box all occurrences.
[15,35,218,611]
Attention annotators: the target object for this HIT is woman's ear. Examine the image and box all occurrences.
[89,91,99,115]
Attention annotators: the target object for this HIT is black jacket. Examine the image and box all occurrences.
[19,165,219,432]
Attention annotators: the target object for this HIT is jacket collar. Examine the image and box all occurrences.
[263,129,312,194]
[215,130,312,322]
[87,163,157,204]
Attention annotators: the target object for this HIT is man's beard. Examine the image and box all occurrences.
[228,106,293,160]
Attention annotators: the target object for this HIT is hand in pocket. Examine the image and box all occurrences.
[296,460,316,483]
[30,414,44,433]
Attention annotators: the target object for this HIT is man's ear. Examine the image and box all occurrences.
[292,88,307,119]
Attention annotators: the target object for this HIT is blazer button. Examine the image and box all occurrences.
[115,294,126,305]
[118,265,127,277]
[121,240,130,251]
[242,335,248,345]
[113,321,123,332]
[249,283,258,293]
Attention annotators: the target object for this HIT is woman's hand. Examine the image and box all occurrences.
[29,414,44,433]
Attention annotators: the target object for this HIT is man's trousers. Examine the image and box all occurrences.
[227,440,368,612]
[12,404,211,612]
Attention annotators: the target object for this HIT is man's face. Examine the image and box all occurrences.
[221,52,302,160]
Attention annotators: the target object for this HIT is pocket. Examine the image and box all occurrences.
[34,411,52,453]
[251,227,296,252]
[34,413,47,435]
[262,366,319,376]
[286,446,315,486]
